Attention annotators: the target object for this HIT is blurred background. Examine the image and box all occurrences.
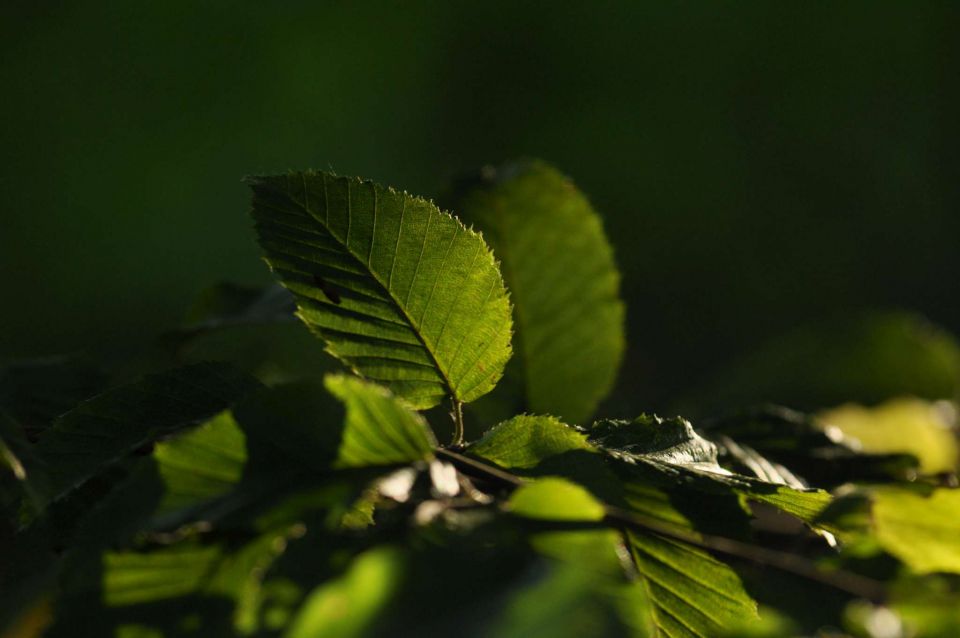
[2,1,959,413]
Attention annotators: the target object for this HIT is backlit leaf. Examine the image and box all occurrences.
[248,171,513,409]
[453,160,625,423]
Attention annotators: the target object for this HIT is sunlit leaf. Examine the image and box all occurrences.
[625,531,758,638]
[285,546,405,638]
[470,414,593,469]
[248,171,513,409]
[453,160,625,423]
[324,374,436,468]
[509,478,606,522]
[700,405,919,486]
[818,398,958,474]
[152,411,247,521]
[870,487,960,574]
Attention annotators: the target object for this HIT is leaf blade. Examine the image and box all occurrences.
[249,172,513,408]
[454,160,625,423]
[33,362,260,505]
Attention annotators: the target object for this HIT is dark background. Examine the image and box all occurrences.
[3,2,958,409]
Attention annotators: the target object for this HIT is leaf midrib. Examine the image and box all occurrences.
[291,176,458,402]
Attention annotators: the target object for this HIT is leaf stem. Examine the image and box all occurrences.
[435,448,887,603]
[450,399,466,447]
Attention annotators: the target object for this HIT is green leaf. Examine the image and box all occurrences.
[248,171,513,409]
[470,414,594,469]
[52,527,301,637]
[470,416,763,637]
[590,416,831,525]
[285,546,405,638]
[324,374,437,468]
[152,411,247,521]
[699,405,919,486]
[33,362,260,505]
[818,398,958,474]
[452,160,625,423]
[870,487,960,574]
[0,355,107,438]
[498,528,652,637]
[232,381,347,470]
[509,478,606,522]
[625,531,758,638]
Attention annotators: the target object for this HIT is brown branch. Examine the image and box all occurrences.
[436,448,887,603]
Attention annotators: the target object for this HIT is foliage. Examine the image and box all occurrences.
[2,160,959,638]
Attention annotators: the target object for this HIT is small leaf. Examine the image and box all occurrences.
[453,160,625,423]
[324,375,436,468]
[470,414,593,469]
[870,487,960,574]
[818,398,958,474]
[33,362,260,505]
[508,478,606,522]
[152,411,248,521]
[286,546,405,638]
[248,171,513,409]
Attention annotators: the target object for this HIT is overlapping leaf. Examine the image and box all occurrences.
[32,362,260,505]
[867,487,960,574]
[453,160,625,423]
[248,171,513,409]
[589,415,831,524]
[700,405,919,486]
[324,374,437,468]
[469,415,766,637]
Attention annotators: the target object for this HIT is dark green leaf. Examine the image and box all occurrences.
[0,355,107,438]
[33,362,260,505]
[700,405,919,486]
[590,416,831,525]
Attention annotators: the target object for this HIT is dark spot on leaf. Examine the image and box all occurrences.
[313,274,342,304]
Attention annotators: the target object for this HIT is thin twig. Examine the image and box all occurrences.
[449,399,466,447]
[436,448,887,603]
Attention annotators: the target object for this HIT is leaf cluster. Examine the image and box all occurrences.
[2,161,959,638]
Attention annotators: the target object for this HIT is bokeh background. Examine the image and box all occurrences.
[3,1,959,412]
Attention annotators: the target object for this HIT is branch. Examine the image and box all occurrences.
[436,448,887,603]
